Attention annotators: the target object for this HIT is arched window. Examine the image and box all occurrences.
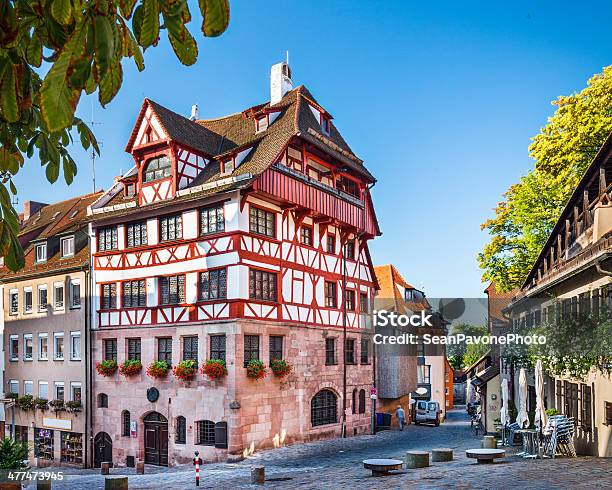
[122,410,130,436]
[352,389,358,415]
[143,156,171,183]
[98,393,108,408]
[311,389,337,427]
[195,420,215,446]
[358,389,366,414]
[175,416,186,444]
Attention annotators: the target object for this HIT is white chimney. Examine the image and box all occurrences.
[189,104,199,121]
[270,61,292,105]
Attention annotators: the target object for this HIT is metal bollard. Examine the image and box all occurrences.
[193,450,203,486]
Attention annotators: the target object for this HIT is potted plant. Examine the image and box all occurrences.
[49,399,65,411]
[5,392,18,400]
[173,359,198,381]
[34,398,48,410]
[147,360,170,379]
[16,395,34,411]
[202,359,227,380]
[546,408,559,417]
[119,359,143,377]
[66,400,82,412]
[270,358,292,379]
[96,359,118,377]
[246,359,267,380]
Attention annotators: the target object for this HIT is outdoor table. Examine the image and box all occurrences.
[465,448,505,464]
[362,458,403,476]
[516,429,539,458]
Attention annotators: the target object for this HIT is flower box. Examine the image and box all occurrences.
[173,359,198,381]
[202,359,227,380]
[246,359,267,380]
[147,360,170,379]
[66,400,82,412]
[6,392,18,400]
[119,359,143,377]
[34,398,49,410]
[270,358,292,379]
[96,359,118,377]
[16,395,34,411]
[49,399,65,411]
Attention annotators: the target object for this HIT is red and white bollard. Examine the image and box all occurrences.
[193,451,203,486]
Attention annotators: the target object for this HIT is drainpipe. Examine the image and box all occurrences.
[342,249,347,438]
[85,265,91,468]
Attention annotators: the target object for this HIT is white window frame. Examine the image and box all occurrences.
[69,279,81,309]
[38,284,48,312]
[23,334,33,361]
[70,382,82,402]
[9,335,18,361]
[35,242,47,263]
[60,236,75,258]
[70,331,81,361]
[54,282,64,310]
[38,381,48,400]
[9,380,19,396]
[38,333,48,360]
[23,380,33,396]
[54,382,65,401]
[9,289,18,315]
[23,287,32,313]
[54,332,64,360]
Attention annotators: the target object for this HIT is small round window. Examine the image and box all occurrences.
[143,156,171,183]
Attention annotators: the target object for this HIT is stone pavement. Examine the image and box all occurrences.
[27,408,612,489]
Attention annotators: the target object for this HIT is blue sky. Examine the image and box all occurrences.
[15,1,612,297]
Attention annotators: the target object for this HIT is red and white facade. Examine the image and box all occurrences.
[88,65,380,466]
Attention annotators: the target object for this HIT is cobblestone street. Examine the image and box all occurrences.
[33,408,612,489]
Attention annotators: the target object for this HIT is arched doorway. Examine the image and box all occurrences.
[94,432,112,468]
[144,412,168,466]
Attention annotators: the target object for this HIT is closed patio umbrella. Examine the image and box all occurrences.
[500,378,509,426]
[534,360,547,431]
[516,368,529,428]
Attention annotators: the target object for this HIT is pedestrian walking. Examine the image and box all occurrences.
[396,405,406,431]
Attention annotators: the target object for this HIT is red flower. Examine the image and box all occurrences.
[147,360,170,379]
[246,359,267,380]
[270,358,292,379]
[173,360,198,381]
[96,360,118,377]
[119,359,142,377]
[201,359,227,380]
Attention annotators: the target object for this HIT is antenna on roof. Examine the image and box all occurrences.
[89,100,103,193]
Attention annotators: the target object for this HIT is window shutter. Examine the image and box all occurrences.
[214,421,228,449]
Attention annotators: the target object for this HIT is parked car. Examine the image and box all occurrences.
[414,400,441,426]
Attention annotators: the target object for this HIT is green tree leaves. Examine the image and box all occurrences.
[0,0,231,271]
[200,0,230,37]
[479,66,612,292]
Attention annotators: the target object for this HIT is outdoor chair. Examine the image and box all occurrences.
[541,416,576,458]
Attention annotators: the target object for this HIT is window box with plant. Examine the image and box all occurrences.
[270,358,292,379]
[173,359,198,381]
[246,359,267,380]
[146,360,170,379]
[96,359,118,377]
[119,359,142,377]
[66,400,82,412]
[49,399,65,411]
[6,392,18,400]
[16,395,34,411]
[202,359,227,380]
[34,398,49,410]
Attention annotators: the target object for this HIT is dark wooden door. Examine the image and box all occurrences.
[144,412,168,466]
[94,432,112,468]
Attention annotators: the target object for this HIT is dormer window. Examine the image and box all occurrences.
[321,116,331,136]
[125,182,136,197]
[60,236,75,258]
[255,115,269,133]
[143,156,171,183]
[35,242,47,263]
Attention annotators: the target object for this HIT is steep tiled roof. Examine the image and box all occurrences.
[373,264,430,313]
[0,192,102,281]
[96,85,376,220]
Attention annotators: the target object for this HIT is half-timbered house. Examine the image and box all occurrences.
[506,133,612,457]
[87,62,380,466]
